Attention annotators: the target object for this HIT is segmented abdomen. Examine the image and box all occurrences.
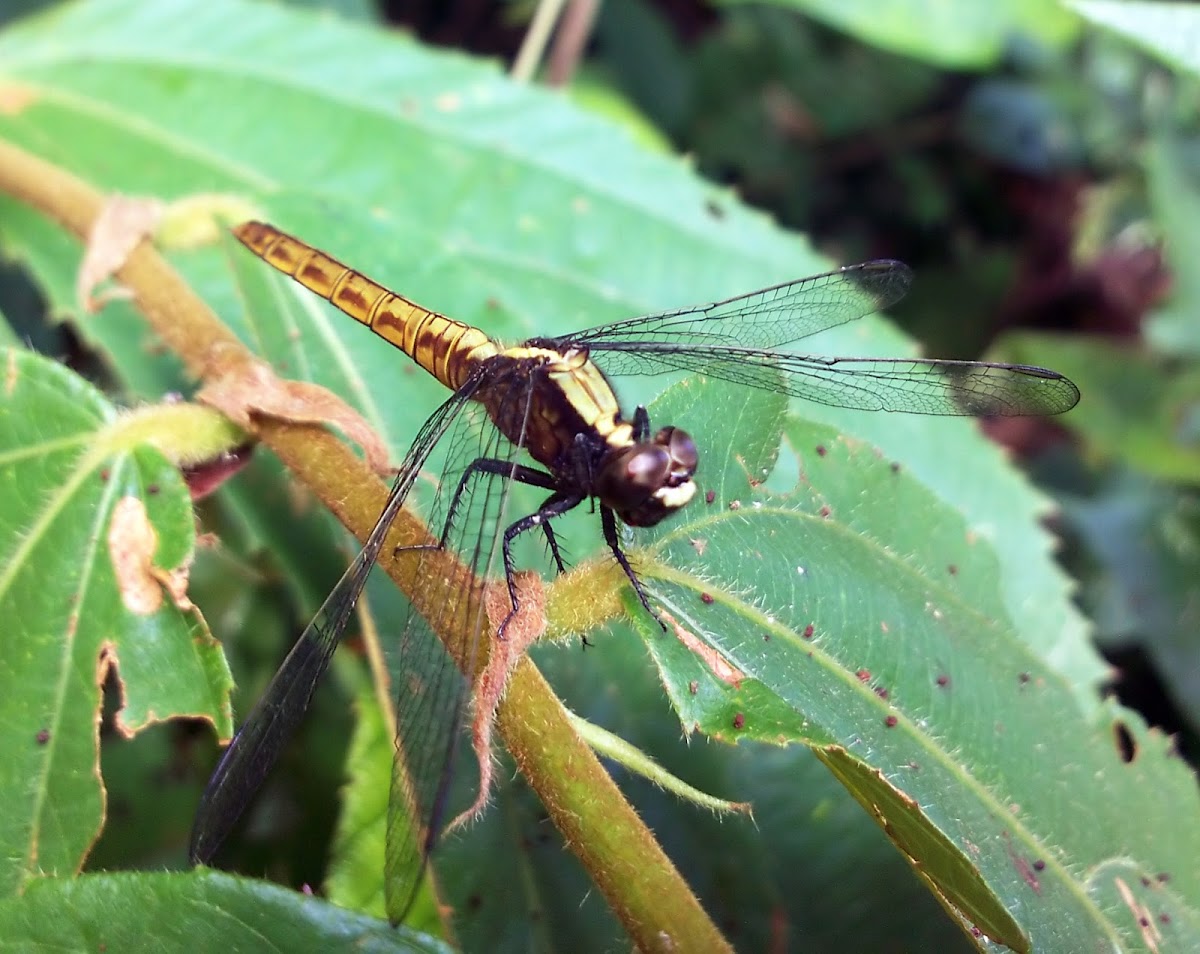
[233,221,497,391]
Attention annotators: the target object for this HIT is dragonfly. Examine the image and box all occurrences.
[190,221,1080,919]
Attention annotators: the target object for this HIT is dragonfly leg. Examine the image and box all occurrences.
[496,491,586,638]
[600,504,664,629]
[399,457,560,556]
[540,520,569,576]
[631,405,651,442]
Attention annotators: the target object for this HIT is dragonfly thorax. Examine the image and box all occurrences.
[596,425,698,527]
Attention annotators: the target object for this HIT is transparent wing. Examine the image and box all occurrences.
[558,260,1078,416]
[383,366,540,921]
[559,260,913,361]
[188,379,480,868]
[590,346,1081,416]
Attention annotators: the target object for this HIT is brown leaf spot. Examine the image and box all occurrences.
[1115,877,1162,953]
[198,361,390,473]
[77,195,165,313]
[1004,833,1042,896]
[660,611,744,688]
[107,496,188,615]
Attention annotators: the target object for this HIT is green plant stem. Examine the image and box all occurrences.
[0,135,732,954]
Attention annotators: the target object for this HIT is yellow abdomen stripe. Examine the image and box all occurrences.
[233,221,497,390]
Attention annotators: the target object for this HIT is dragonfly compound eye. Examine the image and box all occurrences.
[600,436,698,528]
[623,444,671,492]
[654,427,698,482]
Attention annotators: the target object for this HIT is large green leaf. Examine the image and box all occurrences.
[628,378,1199,950]
[0,0,1187,950]
[0,347,229,895]
[1070,0,1200,77]
[718,0,1079,70]
[0,869,449,952]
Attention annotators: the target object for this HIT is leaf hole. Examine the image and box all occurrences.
[1113,720,1137,763]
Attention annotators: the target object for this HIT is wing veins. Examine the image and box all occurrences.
[385,369,541,921]
[561,260,912,352]
[579,344,1079,416]
[189,377,483,866]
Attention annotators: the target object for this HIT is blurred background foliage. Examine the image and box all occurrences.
[2,0,1199,949]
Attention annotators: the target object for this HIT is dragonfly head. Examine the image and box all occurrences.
[599,426,698,527]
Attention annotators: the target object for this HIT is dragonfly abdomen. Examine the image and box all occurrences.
[234,221,497,391]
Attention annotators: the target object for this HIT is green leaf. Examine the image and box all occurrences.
[0,870,450,952]
[634,385,1200,949]
[0,347,229,895]
[1070,0,1200,76]
[717,0,1079,70]
[566,708,751,816]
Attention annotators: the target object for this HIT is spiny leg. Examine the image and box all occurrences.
[439,459,555,546]
[632,405,651,442]
[401,457,566,570]
[600,504,664,629]
[496,491,586,637]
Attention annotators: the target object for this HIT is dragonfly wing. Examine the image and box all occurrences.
[562,260,912,360]
[384,368,540,922]
[578,345,1080,416]
[189,380,480,867]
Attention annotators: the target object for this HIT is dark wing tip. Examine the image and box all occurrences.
[1025,366,1081,415]
[841,260,914,312]
[958,363,1081,417]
